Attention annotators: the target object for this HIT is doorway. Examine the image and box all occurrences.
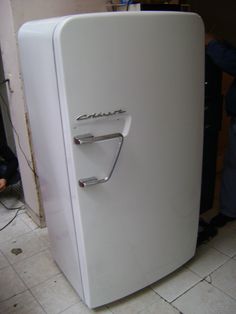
[0,48,24,207]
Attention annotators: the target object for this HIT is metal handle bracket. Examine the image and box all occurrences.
[74,132,124,188]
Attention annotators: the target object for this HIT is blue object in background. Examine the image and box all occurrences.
[120,0,132,4]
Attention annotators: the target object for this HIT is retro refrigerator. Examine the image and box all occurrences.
[18,12,204,308]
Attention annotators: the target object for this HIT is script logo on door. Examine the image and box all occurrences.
[76,109,126,121]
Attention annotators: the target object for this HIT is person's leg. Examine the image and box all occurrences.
[0,163,20,186]
[0,164,7,178]
[0,164,8,192]
[220,119,236,216]
[211,118,236,227]
[7,170,20,185]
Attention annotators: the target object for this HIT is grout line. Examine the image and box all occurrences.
[1,289,47,314]
[0,208,25,224]
[0,248,11,270]
[168,278,204,304]
[0,229,40,263]
[207,243,236,259]
[0,216,33,246]
[0,264,28,303]
[18,213,39,231]
[1,240,50,267]
[57,302,81,314]
[155,250,236,305]
[151,287,182,313]
[185,249,234,282]
[27,289,48,314]
[203,276,236,303]
[2,202,236,312]
[10,248,61,291]
[192,256,236,302]
[0,289,30,306]
[29,281,57,314]
[29,271,63,292]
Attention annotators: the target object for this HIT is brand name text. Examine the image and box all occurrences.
[76,109,126,121]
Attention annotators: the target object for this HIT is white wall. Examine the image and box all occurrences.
[0,0,107,226]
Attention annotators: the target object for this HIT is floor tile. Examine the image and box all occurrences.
[137,295,180,314]
[31,273,80,314]
[0,250,9,270]
[0,290,45,314]
[152,267,201,302]
[0,206,22,222]
[210,259,236,300]
[19,213,39,230]
[14,249,60,288]
[224,220,236,231]
[0,231,49,265]
[0,265,27,302]
[61,302,112,314]
[208,226,236,257]
[0,198,24,210]
[2,186,236,314]
[107,288,160,314]
[0,190,24,215]
[173,281,236,314]
[185,244,229,277]
[34,227,50,247]
[0,215,31,244]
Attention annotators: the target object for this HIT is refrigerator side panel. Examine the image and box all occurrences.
[54,12,204,308]
[18,19,84,300]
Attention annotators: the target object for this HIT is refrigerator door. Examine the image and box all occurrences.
[53,12,204,308]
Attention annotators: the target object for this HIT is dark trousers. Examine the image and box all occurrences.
[220,118,236,217]
[0,163,20,186]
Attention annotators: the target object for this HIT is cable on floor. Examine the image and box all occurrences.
[0,199,23,210]
[0,206,25,231]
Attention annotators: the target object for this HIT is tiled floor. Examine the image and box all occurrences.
[1,192,236,313]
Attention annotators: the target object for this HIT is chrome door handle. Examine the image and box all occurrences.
[74,133,124,187]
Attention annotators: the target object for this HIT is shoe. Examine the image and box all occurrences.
[210,213,236,228]
[197,219,218,246]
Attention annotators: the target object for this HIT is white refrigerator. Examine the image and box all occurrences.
[18,12,204,308]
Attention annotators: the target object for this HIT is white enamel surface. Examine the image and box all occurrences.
[19,12,204,308]
[18,17,84,300]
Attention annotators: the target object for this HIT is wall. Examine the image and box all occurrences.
[0,0,107,226]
